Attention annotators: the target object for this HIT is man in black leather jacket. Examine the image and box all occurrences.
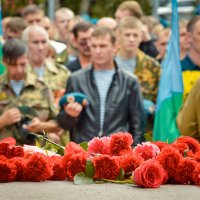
[57,27,146,146]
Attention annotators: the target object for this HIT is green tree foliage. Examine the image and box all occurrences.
[1,0,153,18]
[90,0,152,18]
[60,0,82,14]
[2,0,46,17]
[59,0,152,18]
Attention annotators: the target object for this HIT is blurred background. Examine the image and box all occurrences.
[2,0,200,21]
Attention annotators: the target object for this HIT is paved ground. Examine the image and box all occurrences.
[0,181,199,200]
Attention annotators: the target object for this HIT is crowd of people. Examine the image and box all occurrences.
[0,1,200,146]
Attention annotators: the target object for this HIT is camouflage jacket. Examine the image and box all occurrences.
[135,50,161,103]
[0,72,57,142]
[27,59,71,92]
[27,59,71,106]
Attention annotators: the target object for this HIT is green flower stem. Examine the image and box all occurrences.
[101,178,133,184]
[30,132,65,150]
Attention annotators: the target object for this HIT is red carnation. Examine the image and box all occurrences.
[120,155,144,173]
[64,142,85,155]
[176,136,200,154]
[10,157,27,181]
[194,151,200,163]
[0,143,11,158]
[67,153,87,181]
[193,164,200,185]
[0,137,16,146]
[174,158,198,184]
[134,142,160,161]
[0,141,24,159]
[88,137,111,156]
[117,148,134,156]
[0,155,7,162]
[156,146,183,179]
[110,132,133,156]
[0,160,17,182]
[171,143,189,155]
[48,156,68,180]
[12,146,24,158]
[93,155,120,180]
[133,160,165,188]
[152,141,169,151]
[24,153,53,181]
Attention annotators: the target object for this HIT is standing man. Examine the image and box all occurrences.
[4,17,27,41]
[22,25,71,105]
[54,7,74,43]
[115,1,158,58]
[0,39,60,144]
[114,1,158,58]
[21,4,44,26]
[181,16,200,99]
[66,21,93,72]
[177,77,200,141]
[115,16,160,119]
[57,27,146,146]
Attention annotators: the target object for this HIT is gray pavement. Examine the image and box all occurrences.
[0,181,199,200]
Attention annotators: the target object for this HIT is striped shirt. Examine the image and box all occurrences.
[34,67,45,80]
[10,80,24,96]
[115,56,136,73]
[93,69,115,136]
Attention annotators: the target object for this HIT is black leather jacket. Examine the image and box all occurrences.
[57,65,146,146]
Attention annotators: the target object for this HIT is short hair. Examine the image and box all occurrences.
[55,7,74,20]
[117,16,143,31]
[97,17,117,30]
[3,39,26,65]
[187,16,200,32]
[21,4,44,17]
[5,17,27,33]
[22,25,49,43]
[117,1,143,19]
[91,26,116,44]
[157,28,171,41]
[72,21,93,38]
[179,19,188,29]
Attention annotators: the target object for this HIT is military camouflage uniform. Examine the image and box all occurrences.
[0,72,57,143]
[27,59,70,92]
[27,59,71,144]
[27,59,71,106]
[135,50,161,103]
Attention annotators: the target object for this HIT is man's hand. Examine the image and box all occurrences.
[0,108,21,127]
[23,117,42,133]
[64,102,83,118]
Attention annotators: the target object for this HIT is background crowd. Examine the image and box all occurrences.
[0,0,200,146]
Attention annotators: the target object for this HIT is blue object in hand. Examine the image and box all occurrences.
[59,92,88,107]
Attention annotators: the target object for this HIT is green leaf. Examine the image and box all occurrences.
[85,159,95,178]
[74,172,94,185]
[79,141,88,151]
[115,168,125,181]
